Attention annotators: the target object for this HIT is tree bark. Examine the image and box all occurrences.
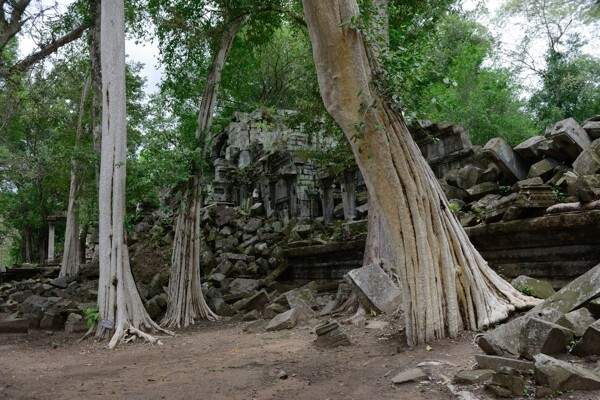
[301,0,538,346]
[162,15,248,328]
[96,0,169,348]
[59,76,91,278]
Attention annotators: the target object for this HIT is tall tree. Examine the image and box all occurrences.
[301,0,538,346]
[96,0,168,347]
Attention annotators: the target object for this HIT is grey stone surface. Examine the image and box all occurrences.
[229,278,260,295]
[144,295,167,319]
[534,353,600,391]
[265,308,298,331]
[0,316,30,333]
[48,276,68,289]
[511,275,555,299]
[521,317,574,359]
[346,264,402,315]
[528,158,561,180]
[546,118,591,160]
[556,308,596,337]
[453,369,494,384]
[479,137,529,182]
[577,174,600,203]
[391,368,427,384]
[513,135,545,162]
[313,320,351,348]
[571,320,600,357]
[573,139,600,176]
[466,182,500,201]
[242,319,267,333]
[588,297,600,318]
[583,118,600,139]
[233,289,270,313]
[243,218,263,234]
[478,262,600,358]
[475,355,534,374]
[491,368,526,396]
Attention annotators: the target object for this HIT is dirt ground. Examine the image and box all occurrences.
[1,316,599,400]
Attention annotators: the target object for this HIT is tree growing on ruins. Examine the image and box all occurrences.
[301,0,538,346]
[96,0,169,347]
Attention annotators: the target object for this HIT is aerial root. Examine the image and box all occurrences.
[123,326,165,345]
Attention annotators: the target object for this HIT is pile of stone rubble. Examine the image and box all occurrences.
[439,117,600,227]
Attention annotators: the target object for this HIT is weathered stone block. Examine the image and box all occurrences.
[40,311,65,330]
[484,193,518,222]
[511,275,555,299]
[456,165,483,190]
[513,135,545,162]
[480,137,529,182]
[475,355,534,374]
[528,158,561,181]
[576,174,600,203]
[233,289,270,313]
[571,320,600,356]
[511,177,544,193]
[265,308,298,331]
[583,118,600,139]
[515,184,556,208]
[556,308,596,337]
[534,353,600,391]
[521,317,574,359]
[230,278,261,295]
[0,317,30,333]
[541,118,591,162]
[313,320,351,348]
[391,368,427,384]
[453,369,494,384]
[573,139,600,176]
[440,182,466,201]
[491,368,526,396]
[466,182,500,201]
[346,264,402,315]
[243,218,263,234]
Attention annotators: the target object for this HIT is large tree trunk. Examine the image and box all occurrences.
[301,0,538,346]
[96,0,169,348]
[162,15,247,328]
[59,76,91,278]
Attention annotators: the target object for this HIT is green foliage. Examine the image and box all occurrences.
[84,306,100,328]
[384,11,537,145]
[551,186,567,203]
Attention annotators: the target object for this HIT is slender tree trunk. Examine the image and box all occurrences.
[96,0,169,348]
[302,0,538,346]
[59,76,91,278]
[162,15,247,328]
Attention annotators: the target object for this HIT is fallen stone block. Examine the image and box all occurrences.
[466,182,500,201]
[229,278,260,295]
[391,368,427,384]
[479,137,529,182]
[265,308,298,331]
[576,174,600,203]
[346,264,402,315]
[40,311,65,330]
[556,308,596,337]
[571,320,600,357]
[453,369,494,384]
[48,276,68,289]
[0,317,30,333]
[456,165,483,190]
[242,319,267,334]
[491,368,526,396]
[587,297,600,318]
[541,118,591,162]
[475,355,534,374]
[513,135,545,162]
[534,353,600,391]
[573,139,600,176]
[528,158,561,181]
[233,289,270,313]
[313,320,351,348]
[521,317,574,359]
[515,184,556,208]
[511,276,555,299]
[583,117,600,139]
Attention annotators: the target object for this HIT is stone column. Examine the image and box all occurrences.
[47,217,57,263]
[341,169,357,221]
[320,177,335,223]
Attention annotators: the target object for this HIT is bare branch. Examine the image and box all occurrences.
[0,23,88,78]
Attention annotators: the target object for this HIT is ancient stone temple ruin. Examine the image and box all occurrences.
[209,110,478,223]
